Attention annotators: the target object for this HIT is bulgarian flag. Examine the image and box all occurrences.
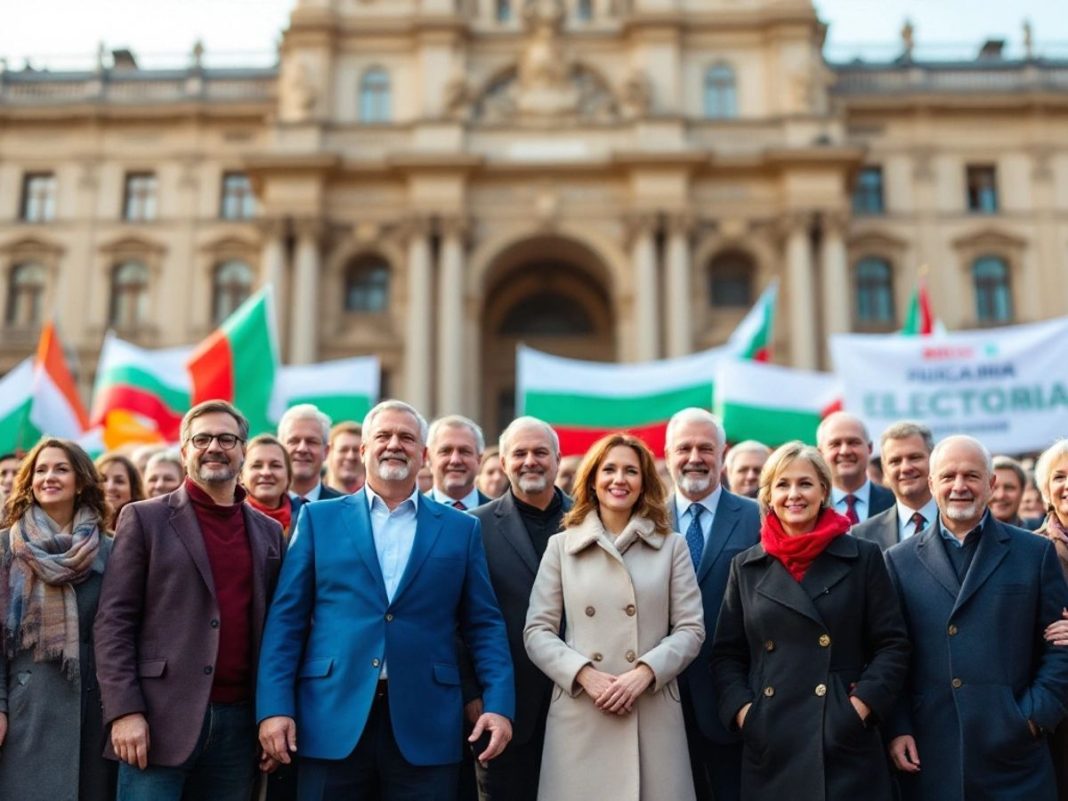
[0,324,91,451]
[0,358,36,452]
[728,280,777,361]
[270,355,380,425]
[90,333,193,448]
[187,287,279,435]
[714,359,842,446]
[516,345,733,456]
[901,277,945,336]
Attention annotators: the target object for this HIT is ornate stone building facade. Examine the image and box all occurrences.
[1,0,1066,433]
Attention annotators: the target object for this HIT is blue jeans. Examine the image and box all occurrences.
[117,702,257,801]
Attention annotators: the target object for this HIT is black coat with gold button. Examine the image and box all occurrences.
[711,533,910,801]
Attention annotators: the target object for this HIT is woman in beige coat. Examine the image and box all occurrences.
[524,433,704,801]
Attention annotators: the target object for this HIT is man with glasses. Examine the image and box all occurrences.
[95,400,286,801]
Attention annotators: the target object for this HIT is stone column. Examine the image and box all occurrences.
[436,217,466,415]
[403,217,434,414]
[820,211,851,344]
[784,213,818,369]
[289,220,322,365]
[629,213,660,361]
[665,213,693,358]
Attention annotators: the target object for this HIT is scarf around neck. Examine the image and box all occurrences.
[760,507,851,582]
[1045,512,1068,547]
[246,494,292,538]
[0,503,102,676]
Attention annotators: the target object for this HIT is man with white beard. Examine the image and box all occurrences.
[469,416,571,801]
[664,408,760,801]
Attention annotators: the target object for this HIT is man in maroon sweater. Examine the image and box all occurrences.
[95,400,285,801]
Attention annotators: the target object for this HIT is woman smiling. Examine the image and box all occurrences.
[241,434,294,539]
[0,438,114,801]
[711,441,909,801]
[524,433,704,801]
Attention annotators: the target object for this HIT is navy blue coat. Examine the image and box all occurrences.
[256,491,515,765]
[672,488,761,743]
[885,516,1068,801]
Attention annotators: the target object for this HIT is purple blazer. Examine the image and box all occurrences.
[94,484,284,767]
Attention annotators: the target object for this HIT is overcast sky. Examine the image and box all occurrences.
[0,0,1062,68]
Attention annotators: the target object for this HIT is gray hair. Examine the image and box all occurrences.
[816,411,870,446]
[1034,439,1068,505]
[427,414,485,453]
[880,420,934,454]
[278,403,332,443]
[362,400,429,444]
[664,408,726,452]
[929,435,993,477]
[180,400,249,444]
[145,449,182,473]
[992,455,1027,488]
[725,440,771,471]
[498,416,560,458]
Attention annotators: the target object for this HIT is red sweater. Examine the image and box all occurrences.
[186,478,253,703]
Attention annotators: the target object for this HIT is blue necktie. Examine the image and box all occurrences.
[686,505,704,569]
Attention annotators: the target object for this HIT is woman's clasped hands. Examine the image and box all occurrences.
[576,663,655,715]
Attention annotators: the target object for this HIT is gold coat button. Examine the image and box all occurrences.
[585,606,596,617]
[947,624,958,636]
[764,640,775,652]
[951,677,962,689]
[625,605,636,616]
[763,686,775,697]
[592,653,603,662]
[818,634,831,647]
[625,650,636,663]
[815,683,827,697]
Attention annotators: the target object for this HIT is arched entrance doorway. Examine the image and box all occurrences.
[481,236,615,437]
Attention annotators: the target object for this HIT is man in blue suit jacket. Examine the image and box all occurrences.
[257,400,515,801]
[885,435,1068,801]
[665,408,761,801]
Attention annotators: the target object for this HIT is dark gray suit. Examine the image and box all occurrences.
[672,488,761,801]
[869,482,895,518]
[853,506,900,552]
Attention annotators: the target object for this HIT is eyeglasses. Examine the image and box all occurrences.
[188,433,244,450]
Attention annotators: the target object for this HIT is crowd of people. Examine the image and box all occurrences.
[0,398,1067,801]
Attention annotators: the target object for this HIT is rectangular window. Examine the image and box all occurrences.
[20,173,57,222]
[123,172,158,221]
[220,172,255,220]
[966,165,998,213]
[852,167,885,215]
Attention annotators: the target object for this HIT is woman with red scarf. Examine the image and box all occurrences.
[241,435,293,540]
[711,441,910,801]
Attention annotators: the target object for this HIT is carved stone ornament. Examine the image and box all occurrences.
[621,68,652,119]
[280,58,319,122]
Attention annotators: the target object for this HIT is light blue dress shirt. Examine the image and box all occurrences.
[674,484,723,547]
[367,484,420,678]
[429,486,480,512]
[896,497,939,541]
[831,481,872,521]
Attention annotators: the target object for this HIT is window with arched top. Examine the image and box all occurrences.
[707,250,754,307]
[703,64,737,119]
[109,261,149,328]
[5,262,46,326]
[973,255,1013,324]
[212,260,252,324]
[345,258,390,313]
[359,68,391,123]
[854,257,895,326]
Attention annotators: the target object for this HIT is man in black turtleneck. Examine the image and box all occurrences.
[469,416,571,801]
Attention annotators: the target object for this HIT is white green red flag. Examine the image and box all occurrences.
[714,359,842,446]
[270,356,380,426]
[0,358,36,452]
[187,287,279,435]
[90,333,192,448]
[516,345,734,456]
[728,280,777,361]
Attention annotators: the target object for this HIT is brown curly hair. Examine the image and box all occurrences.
[561,433,671,536]
[1,438,109,529]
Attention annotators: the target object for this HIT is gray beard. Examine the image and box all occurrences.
[516,473,549,494]
[377,462,411,481]
[677,473,712,495]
